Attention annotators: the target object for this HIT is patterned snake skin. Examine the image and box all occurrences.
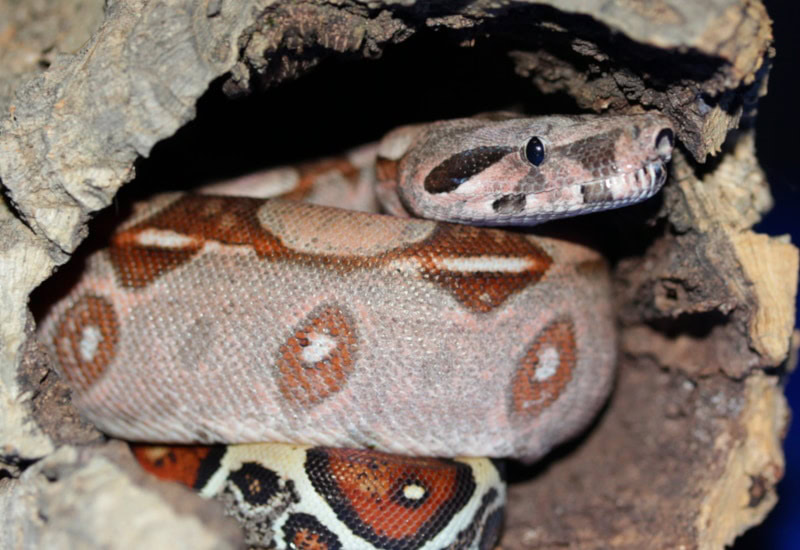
[39,113,674,549]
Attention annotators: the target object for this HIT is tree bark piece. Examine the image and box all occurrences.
[0,441,243,549]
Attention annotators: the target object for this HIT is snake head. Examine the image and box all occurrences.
[378,113,674,226]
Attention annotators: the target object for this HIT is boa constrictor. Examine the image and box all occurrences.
[39,112,674,549]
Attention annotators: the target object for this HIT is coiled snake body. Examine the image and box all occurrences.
[40,113,674,549]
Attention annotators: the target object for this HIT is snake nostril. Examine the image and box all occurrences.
[656,128,674,154]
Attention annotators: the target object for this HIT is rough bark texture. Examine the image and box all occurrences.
[0,1,792,549]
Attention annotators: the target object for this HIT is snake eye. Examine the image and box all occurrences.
[524,137,545,166]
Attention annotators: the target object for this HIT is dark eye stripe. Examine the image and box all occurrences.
[424,146,514,194]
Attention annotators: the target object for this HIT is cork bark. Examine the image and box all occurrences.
[0,1,792,549]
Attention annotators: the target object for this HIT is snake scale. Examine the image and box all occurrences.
[39,112,674,549]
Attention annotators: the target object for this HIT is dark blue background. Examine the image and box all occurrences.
[737,1,799,548]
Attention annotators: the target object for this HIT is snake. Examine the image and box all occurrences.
[38,112,674,549]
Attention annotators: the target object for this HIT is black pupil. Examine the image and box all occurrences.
[525,137,545,166]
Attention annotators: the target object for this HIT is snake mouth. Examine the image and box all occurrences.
[452,159,671,226]
[578,159,668,209]
[491,159,669,225]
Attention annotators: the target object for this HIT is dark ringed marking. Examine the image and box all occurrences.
[53,294,119,391]
[424,146,514,194]
[228,462,283,506]
[491,194,527,214]
[511,318,577,417]
[282,513,342,550]
[304,447,476,549]
[275,305,357,409]
[218,458,302,548]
